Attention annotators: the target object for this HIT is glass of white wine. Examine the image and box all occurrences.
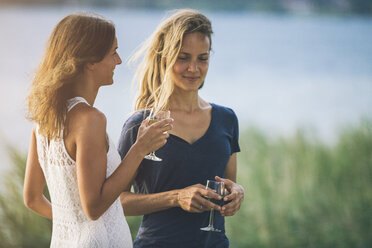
[200,180,225,232]
[144,108,170,161]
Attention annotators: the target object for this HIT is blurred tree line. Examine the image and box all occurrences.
[0,0,372,16]
[0,119,371,247]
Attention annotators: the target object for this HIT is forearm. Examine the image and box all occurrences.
[79,116,172,220]
[25,195,52,219]
[120,190,179,216]
[88,144,146,218]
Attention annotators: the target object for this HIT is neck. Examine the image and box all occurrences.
[169,88,206,113]
[70,74,100,106]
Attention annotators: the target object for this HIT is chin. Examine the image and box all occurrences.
[179,86,200,92]
[102,80,114,86]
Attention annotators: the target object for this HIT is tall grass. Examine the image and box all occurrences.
[226,119,372,247]
[0,120,371,247]
[0,146,51,248]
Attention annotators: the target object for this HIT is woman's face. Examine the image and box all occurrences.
[91,37,122,86]
[171,32,210,92]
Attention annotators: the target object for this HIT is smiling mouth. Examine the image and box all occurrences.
[183,76,199,82]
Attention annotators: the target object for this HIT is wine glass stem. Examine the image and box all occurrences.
[208,209,214,227]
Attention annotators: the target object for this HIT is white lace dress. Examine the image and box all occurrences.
[35,97,132,248]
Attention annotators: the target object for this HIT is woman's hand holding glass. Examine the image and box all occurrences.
[215,176,244,216]
[176,184,222,213]
[134,116,173,158]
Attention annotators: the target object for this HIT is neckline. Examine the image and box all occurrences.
[67,96,90,112]
[169,103,215,146]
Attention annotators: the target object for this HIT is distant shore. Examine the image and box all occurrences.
[0,0,372,16]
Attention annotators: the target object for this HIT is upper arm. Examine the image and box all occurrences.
[224,109,240,182]
[24,126,46,204]
[224,152,237,182]
[117,115,142,193]
[74,109,108,209]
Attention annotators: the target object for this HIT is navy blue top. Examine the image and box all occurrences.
[118,103,240,248]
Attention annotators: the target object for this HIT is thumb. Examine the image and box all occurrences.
[214,176,229,185]
[215,175,225,183]
[141,119,148,128]
[215,176,232,187]
[137,119,148,134]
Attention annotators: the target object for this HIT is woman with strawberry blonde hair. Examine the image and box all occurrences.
[118,9,244,247]
[24,12,172,247]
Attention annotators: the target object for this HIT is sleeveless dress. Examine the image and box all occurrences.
[35,97,133,248]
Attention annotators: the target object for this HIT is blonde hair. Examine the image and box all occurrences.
[26,13,115,140]
[130,9,213,113]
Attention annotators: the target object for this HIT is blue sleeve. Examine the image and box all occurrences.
[230,109,240,154]
[117,112,144,160]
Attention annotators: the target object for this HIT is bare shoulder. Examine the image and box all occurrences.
[67,104,107,134]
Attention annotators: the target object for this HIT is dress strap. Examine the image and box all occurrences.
[67,97,90,112]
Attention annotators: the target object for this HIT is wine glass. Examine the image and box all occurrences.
[200,180,225,232]
[144,108,170,161]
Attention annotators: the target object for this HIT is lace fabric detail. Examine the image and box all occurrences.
[35,97,132,248]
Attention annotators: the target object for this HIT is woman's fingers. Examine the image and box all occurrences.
[199,195,221,211]
[223,190,237,201]
[200,187,222,201]
[190,195,220,213]
[220,190,244,216]
[149,118,173,128]
[197,188,222,211]
[220,198,238,216]
[179,185,222,213]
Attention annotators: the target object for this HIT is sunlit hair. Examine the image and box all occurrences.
[26,12,115,140]
[129,9,213,113]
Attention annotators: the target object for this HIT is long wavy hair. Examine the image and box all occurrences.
[130,9,213,113]
[26,13,115,140]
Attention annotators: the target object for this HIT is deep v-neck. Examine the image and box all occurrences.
[169,104,214,146]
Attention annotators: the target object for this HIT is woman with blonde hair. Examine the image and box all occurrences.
[23,12,172,247]
[118,9,244,247]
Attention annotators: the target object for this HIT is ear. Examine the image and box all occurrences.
[85,62,96,71]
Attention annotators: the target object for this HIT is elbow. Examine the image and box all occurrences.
[86,212,100,221]
[83,204,103,221]
[84,209,101,221]
[24,193,37,210]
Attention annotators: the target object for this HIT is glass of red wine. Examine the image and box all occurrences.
[200,180,225,232]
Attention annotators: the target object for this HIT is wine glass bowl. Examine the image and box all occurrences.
[144,108,170,162]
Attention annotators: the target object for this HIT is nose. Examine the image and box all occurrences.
[187,60,198,72]
[115,54,122,65]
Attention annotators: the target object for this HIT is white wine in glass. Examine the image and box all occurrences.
[144,108,170,162]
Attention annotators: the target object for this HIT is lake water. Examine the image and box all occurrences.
[0,6,371,171]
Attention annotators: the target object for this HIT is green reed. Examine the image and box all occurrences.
[0,146,51,248]
[226,119,372,248]
[0,119,371,247]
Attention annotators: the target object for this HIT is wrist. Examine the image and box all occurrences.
[129,142,147,160]
[170,189,180,208]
